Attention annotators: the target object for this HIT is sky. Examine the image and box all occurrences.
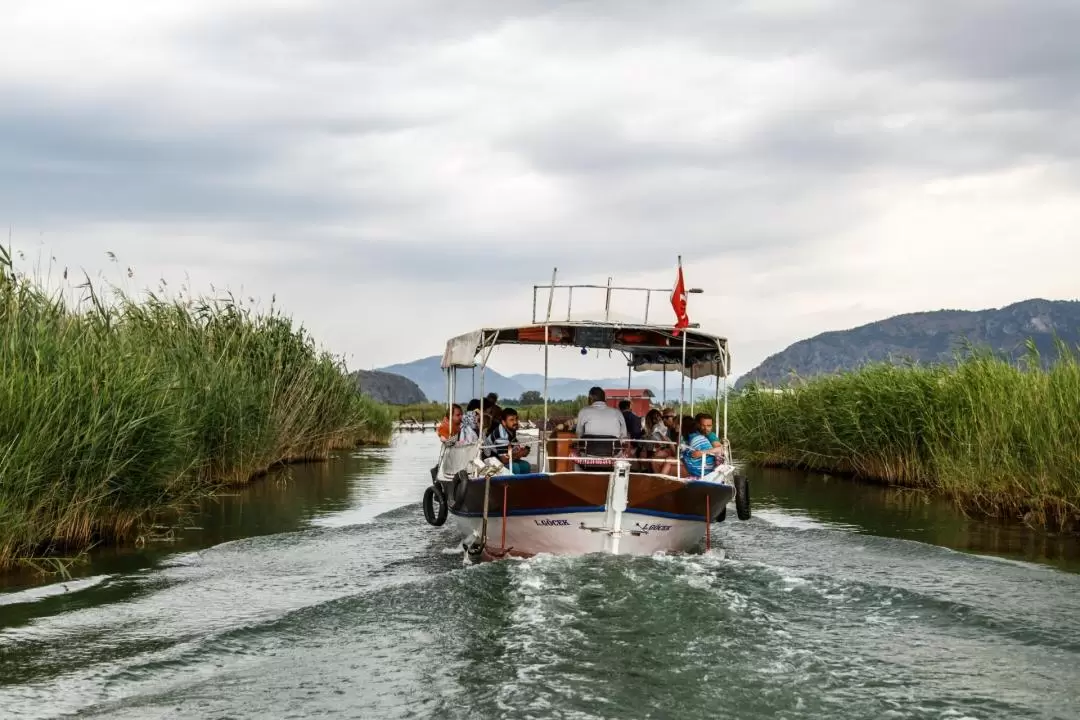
[2,0,1078,381]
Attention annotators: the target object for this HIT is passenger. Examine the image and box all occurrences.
[573,387,628,471]
[661,407,679,442]
[618,400,644,440]
[436,404,462,442]
[644,408,676,475]
[681,414,725,477]
[695,412,726,453]
[485,392,501,417]
[484,407,531,474]
[458,399,482,443]
[575,387,628,439]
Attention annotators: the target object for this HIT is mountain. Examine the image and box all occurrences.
[351,370,427,404]
[736,298,1080,389]
[510,373,670,401]
[375,357,672,404]
[377,356,523,403]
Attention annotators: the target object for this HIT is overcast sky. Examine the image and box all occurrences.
[3,0,1078,380]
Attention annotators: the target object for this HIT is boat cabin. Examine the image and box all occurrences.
[602,388,652,417]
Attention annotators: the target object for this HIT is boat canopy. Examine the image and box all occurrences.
[440,322,730,379]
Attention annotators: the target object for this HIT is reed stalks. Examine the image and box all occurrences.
[722,343,1080,530]
[0,247,392,570]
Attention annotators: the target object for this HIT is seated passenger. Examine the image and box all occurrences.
[695,412,726,455]
[458,399,481,443]
[680,414,725,477]
[484,407,531,474]
[618,400,644,440]
[575,387,628,440]
[644,408,677,474]
[574,387,628,469]
[436,404,462,442]
[662,408,679,442]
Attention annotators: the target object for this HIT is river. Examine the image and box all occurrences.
[2,433,1079,719]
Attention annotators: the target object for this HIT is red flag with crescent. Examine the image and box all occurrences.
[671,264,689,336]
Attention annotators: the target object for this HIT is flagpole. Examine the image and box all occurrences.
[677,255,685,480]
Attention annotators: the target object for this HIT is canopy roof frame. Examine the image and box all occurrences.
[440,321,731,380]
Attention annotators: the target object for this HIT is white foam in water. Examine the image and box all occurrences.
[0,574,111,607]
[753,509,857,532]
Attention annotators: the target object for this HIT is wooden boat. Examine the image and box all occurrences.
[420,265,750,560]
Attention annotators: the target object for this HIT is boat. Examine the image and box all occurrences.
[420,263,750,560]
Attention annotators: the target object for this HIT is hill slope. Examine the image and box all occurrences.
[351,369,428,404]
[737,298,1080,388]
[376,357,669,403]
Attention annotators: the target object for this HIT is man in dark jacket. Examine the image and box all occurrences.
[618,400,644,440]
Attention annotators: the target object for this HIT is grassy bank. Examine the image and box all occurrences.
[0,248,392,571]
[725,347,1080,530]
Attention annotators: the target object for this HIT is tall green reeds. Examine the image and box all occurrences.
[725,345,1080,530]
[0,247,391,570]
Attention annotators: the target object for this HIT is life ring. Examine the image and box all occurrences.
[449,470,470,510]
[734,473,751,520]
[423,485,448,526]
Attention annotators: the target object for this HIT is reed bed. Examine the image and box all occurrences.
[724,346,1080,530]
[0,248,391,570]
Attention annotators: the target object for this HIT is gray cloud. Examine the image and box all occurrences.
[3,0,1079,371]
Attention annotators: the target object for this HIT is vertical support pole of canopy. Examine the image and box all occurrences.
[690,375,695,418]
[722,346,730,446]
[644,289,651,324]
[445,367,452,429]
[676,255,686,481]
[714,365,721,437]
[543,268,556,471]
[478,331,497,452]
[662,364,667,406]
[604,276,612,322]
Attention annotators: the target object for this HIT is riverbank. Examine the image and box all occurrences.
[726,348,1080,531]
[0,248,392,572]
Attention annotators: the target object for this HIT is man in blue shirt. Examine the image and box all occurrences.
[484,408,531,474]
[681,413,726,477]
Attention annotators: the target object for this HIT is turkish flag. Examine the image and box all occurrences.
[671,265,689,336]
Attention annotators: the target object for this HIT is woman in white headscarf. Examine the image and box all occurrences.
[458,398,481,444]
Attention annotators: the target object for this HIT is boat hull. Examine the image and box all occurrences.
[439,468,736,557]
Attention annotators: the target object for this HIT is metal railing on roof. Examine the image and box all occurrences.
[530,272,703,326]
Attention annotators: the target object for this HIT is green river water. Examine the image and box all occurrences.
[1,432,1078,719]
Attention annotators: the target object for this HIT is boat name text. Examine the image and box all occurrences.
[634,523,672,532]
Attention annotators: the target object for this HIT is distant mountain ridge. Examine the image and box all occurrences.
[376,356,671,403]
[736,298,1080,389]
[351,369,427,404]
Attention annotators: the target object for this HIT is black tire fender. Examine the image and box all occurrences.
[735,473,751,520]
[423,485,448,526]
[449,470,470,511]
